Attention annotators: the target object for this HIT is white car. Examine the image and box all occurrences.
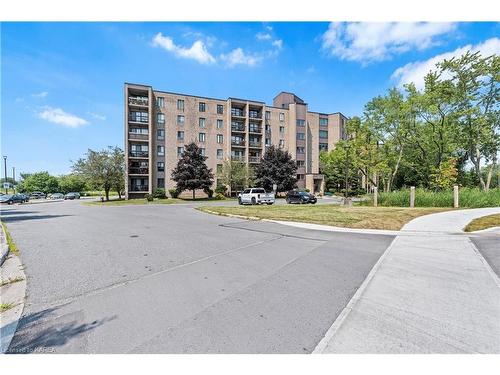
[238,188,275,205]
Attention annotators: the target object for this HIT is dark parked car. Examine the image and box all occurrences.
[285,191,317,204]
[18,193,30,202]
[0,194,26,205]
[64,192,81,200]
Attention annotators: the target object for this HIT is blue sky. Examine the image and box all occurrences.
[1,22,499,176]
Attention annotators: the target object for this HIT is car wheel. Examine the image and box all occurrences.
[286,198,290,204]
[251,197,256,205]
[266,202,273,205]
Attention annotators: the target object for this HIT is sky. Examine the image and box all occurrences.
[1,22,499,177]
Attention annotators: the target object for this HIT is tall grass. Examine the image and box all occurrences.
[375,188,500,208]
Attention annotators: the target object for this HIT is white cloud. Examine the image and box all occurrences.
[256,32,272,41]
[322,22,456,63]
[272,39,283,49]
[32,91,48,98]
[392,37,500,89]
[38,107,88,128]
[89,112,106,121]
[152,32,216,65]
[220,48,261,67]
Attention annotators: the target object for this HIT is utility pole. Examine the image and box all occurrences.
[12,166,16,193]
[344,142,349,200]
[3,156,7,194]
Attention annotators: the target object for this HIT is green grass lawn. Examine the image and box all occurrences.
[85,197,235,206]
[198,204,451,230]
[464,214,500,232]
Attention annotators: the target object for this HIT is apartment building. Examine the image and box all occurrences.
[125,83,348,199]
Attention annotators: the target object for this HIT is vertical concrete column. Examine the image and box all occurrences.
[410,186,415,208]
[454,185,459,208]
[373,186,378,207]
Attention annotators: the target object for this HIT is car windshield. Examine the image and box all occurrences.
[1,195,13,199]
[253,189,265,193]
[299,192,309,196]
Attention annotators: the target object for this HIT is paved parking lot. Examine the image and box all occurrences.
[2,200,393,353]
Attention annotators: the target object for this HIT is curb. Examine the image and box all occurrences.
[0,230,9,267]
[312,236,399,353]
[0,224,27,353]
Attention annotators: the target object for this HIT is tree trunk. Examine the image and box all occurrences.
[388,147,404,193]
[117,189,122,199]
[485,156,497,192]
[472,147,486,190]
[105,188,110,201]
[192,189,195,200]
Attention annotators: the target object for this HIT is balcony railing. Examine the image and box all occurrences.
[231,140,245,147]
[128,167,149,175]
[249,111,261,119]
[248,126,262,133]
[231,109,245,117]
[129,185,149,192]
[231,156,245,161]
[249,156,260,163]
[129,133,149,141]
[128,96,149,106]
[249,141,262,148]
[129,114,149,123]
[231,124,245,132]
[129,151,149,158]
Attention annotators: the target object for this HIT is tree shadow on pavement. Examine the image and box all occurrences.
[1,214,72,223]
[6,307,116,354]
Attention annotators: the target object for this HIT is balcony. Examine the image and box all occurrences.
[248,125,262,134]
[128,96,148,107]
[248,141,262,148]
[249,111,262,119]
[249,156,260,163]
[231,155,245,162]
[129,151,149,158]
[129,133,149,141]
[129,185,149,192]
[128,167,149,175]
[231,123,245,132]
[231,108,245,118]
[231,140,245,147]
[129,115,149,124]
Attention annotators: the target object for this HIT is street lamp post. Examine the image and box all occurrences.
[3,156,7,194]
[12,166,16,193]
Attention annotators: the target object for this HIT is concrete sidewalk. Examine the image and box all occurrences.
[315,207,500,354]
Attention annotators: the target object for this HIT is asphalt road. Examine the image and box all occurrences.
[2,200,393,353]
[471,234,500,277]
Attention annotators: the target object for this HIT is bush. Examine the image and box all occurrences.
[214,193,226,200]
[153,188,167,199]
[169,188,180,198]
[215,185,227,195]
[144,193,154,202]
[376,187,500,208]
[204,188,214,198]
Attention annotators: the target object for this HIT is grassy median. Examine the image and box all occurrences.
[85,198,183,206]
[198,204,450,230]
[464,214,500,232]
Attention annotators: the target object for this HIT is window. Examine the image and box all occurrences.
[199,118,206,128]
[265,124,271,133]
[156,97,164,108]
[130,144,148,157]
[296,119,305,127]
[279,126,285,134]
[296,132,305,140]
[217,119,223,129]
[249,110,260,118]
[217,104,224,114]
[249,123,260,133]
[130,127,149,134]
[319,143,328,151]
[199,102,206,112]
[217,134,223,144]
[157,113,165,125]
[157,162,165,172]
[199,132,206,142]
[265,111,271,120]
[217,164,223,173]
[177,99,184,111]
[217,149,223,159]
[296,160,305,167]
[129,111,148,123]
[231,108,244,117]
[157,145,165,156]
[177,115,185,125]
[297,174,305,180]
[265,138,271,146]
[157,129,165,140]
[319,130,328,138]
[279,112,285,122]
[296,147,305,154]
[319,118,328,126]
[279,139,285,148]
[157,178,165,188]
[200,148,206,156]
[177,147,184,157]
[177,131,184,141]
